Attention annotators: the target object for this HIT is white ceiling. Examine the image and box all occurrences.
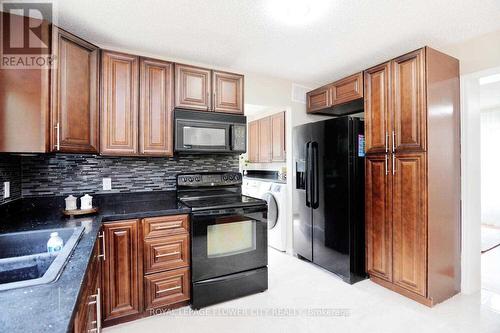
[52,0,500,85]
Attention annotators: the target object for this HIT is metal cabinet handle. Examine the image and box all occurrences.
[87,288,101,333]
[55,122,60,151]
[156,286,181,294]
[392,153,396,175]
[156,251,180,258]
[154,224,180,230]
[392,131,396,153]
[385,155,388,176]
[98,232,105,261]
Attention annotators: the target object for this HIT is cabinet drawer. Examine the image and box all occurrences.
[143,215,189,239]
[144,234,189,274]
[144,268,190,309]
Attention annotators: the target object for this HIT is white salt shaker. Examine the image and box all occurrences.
[80,194,93,210]
[64,195,77,211]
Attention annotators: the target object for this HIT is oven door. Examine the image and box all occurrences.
[175,120,231,153]
[191,205,268,282]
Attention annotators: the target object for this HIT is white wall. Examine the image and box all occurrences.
[443,29,500,75]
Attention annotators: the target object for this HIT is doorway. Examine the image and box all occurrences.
[479,73,500,295]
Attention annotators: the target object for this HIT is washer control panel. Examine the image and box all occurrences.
[177,172,242,187]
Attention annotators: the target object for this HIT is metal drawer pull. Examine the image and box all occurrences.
[98,232,105,261]
[154,224,181,230]
[55,122,60,151]
[392,154,396,175]
[156,251,180,258]
[384,155,388,176]
[156,286,181,294]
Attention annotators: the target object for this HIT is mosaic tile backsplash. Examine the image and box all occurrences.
[0,153,238,203]
[0,155,22,205]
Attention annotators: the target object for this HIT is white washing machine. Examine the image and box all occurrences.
[243,179,287,251]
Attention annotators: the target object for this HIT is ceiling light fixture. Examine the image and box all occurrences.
[266,0,329,26]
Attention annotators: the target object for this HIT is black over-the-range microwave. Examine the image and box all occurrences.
[174,109,247,154]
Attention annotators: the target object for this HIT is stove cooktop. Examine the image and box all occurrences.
[180,195,266,211]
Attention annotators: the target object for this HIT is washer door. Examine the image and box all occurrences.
[263,193,278,230]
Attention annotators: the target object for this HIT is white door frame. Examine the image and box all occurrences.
[460,66,500,294]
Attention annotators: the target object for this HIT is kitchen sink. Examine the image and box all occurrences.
[0,227,84,291]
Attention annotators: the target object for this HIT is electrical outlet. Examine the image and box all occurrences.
[3,182,10,199]
[102,178,112,191]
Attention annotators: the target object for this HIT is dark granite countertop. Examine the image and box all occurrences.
[0,191,189,333]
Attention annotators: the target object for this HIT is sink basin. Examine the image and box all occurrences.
[0,227,84,291]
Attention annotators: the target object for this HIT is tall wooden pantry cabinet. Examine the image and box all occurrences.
[364,47,461,306]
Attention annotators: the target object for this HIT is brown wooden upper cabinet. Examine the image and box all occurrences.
[101,51,174,157]
[248,121,260,163]
[101,51,139,156]
[258,117,272,163]
[392,49,426,152]
[0,12,100,154]
[248,112,286,163]
[175,64,212,111]
[139,58,174,156]
[271,112,286,162]
[306,72,363,114]
[212,71,244,114]
[175,64,244,114]
[51,27,100,154]
[364,62,391,154]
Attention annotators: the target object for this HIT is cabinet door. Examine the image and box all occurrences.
[101,51,139,155]
[365,155,393,282]
[392,152,427,296]
[102,220,142,322]
[392,49,426,152]
[50,28,99,153]
[139,58,174,156]
[258,117,272,163]
[364,62,391,154]
[331,72,363,105]
[175,64,211,111]
[213,71,244,114]
[271,112,286,162]
[248,121,260,162]
[306,86,330,113]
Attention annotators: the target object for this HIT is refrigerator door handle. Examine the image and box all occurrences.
[305,142,311,208]
[312,142,319,209]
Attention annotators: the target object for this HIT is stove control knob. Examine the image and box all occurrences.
[229,175,234,181]
[223,175,228,181]
[188,177,193,182]
[195,176,201,182]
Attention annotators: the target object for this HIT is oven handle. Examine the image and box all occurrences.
[190,205,268,217]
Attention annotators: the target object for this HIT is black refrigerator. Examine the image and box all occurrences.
[292,116,366,284]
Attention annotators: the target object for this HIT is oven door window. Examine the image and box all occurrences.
[207,220,256,258]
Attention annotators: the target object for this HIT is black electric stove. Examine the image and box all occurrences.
[177,172,268,309]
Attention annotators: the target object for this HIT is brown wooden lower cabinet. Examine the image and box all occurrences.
[101,219,142,325]
[74,237,101,333]
[96,214,190,328]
